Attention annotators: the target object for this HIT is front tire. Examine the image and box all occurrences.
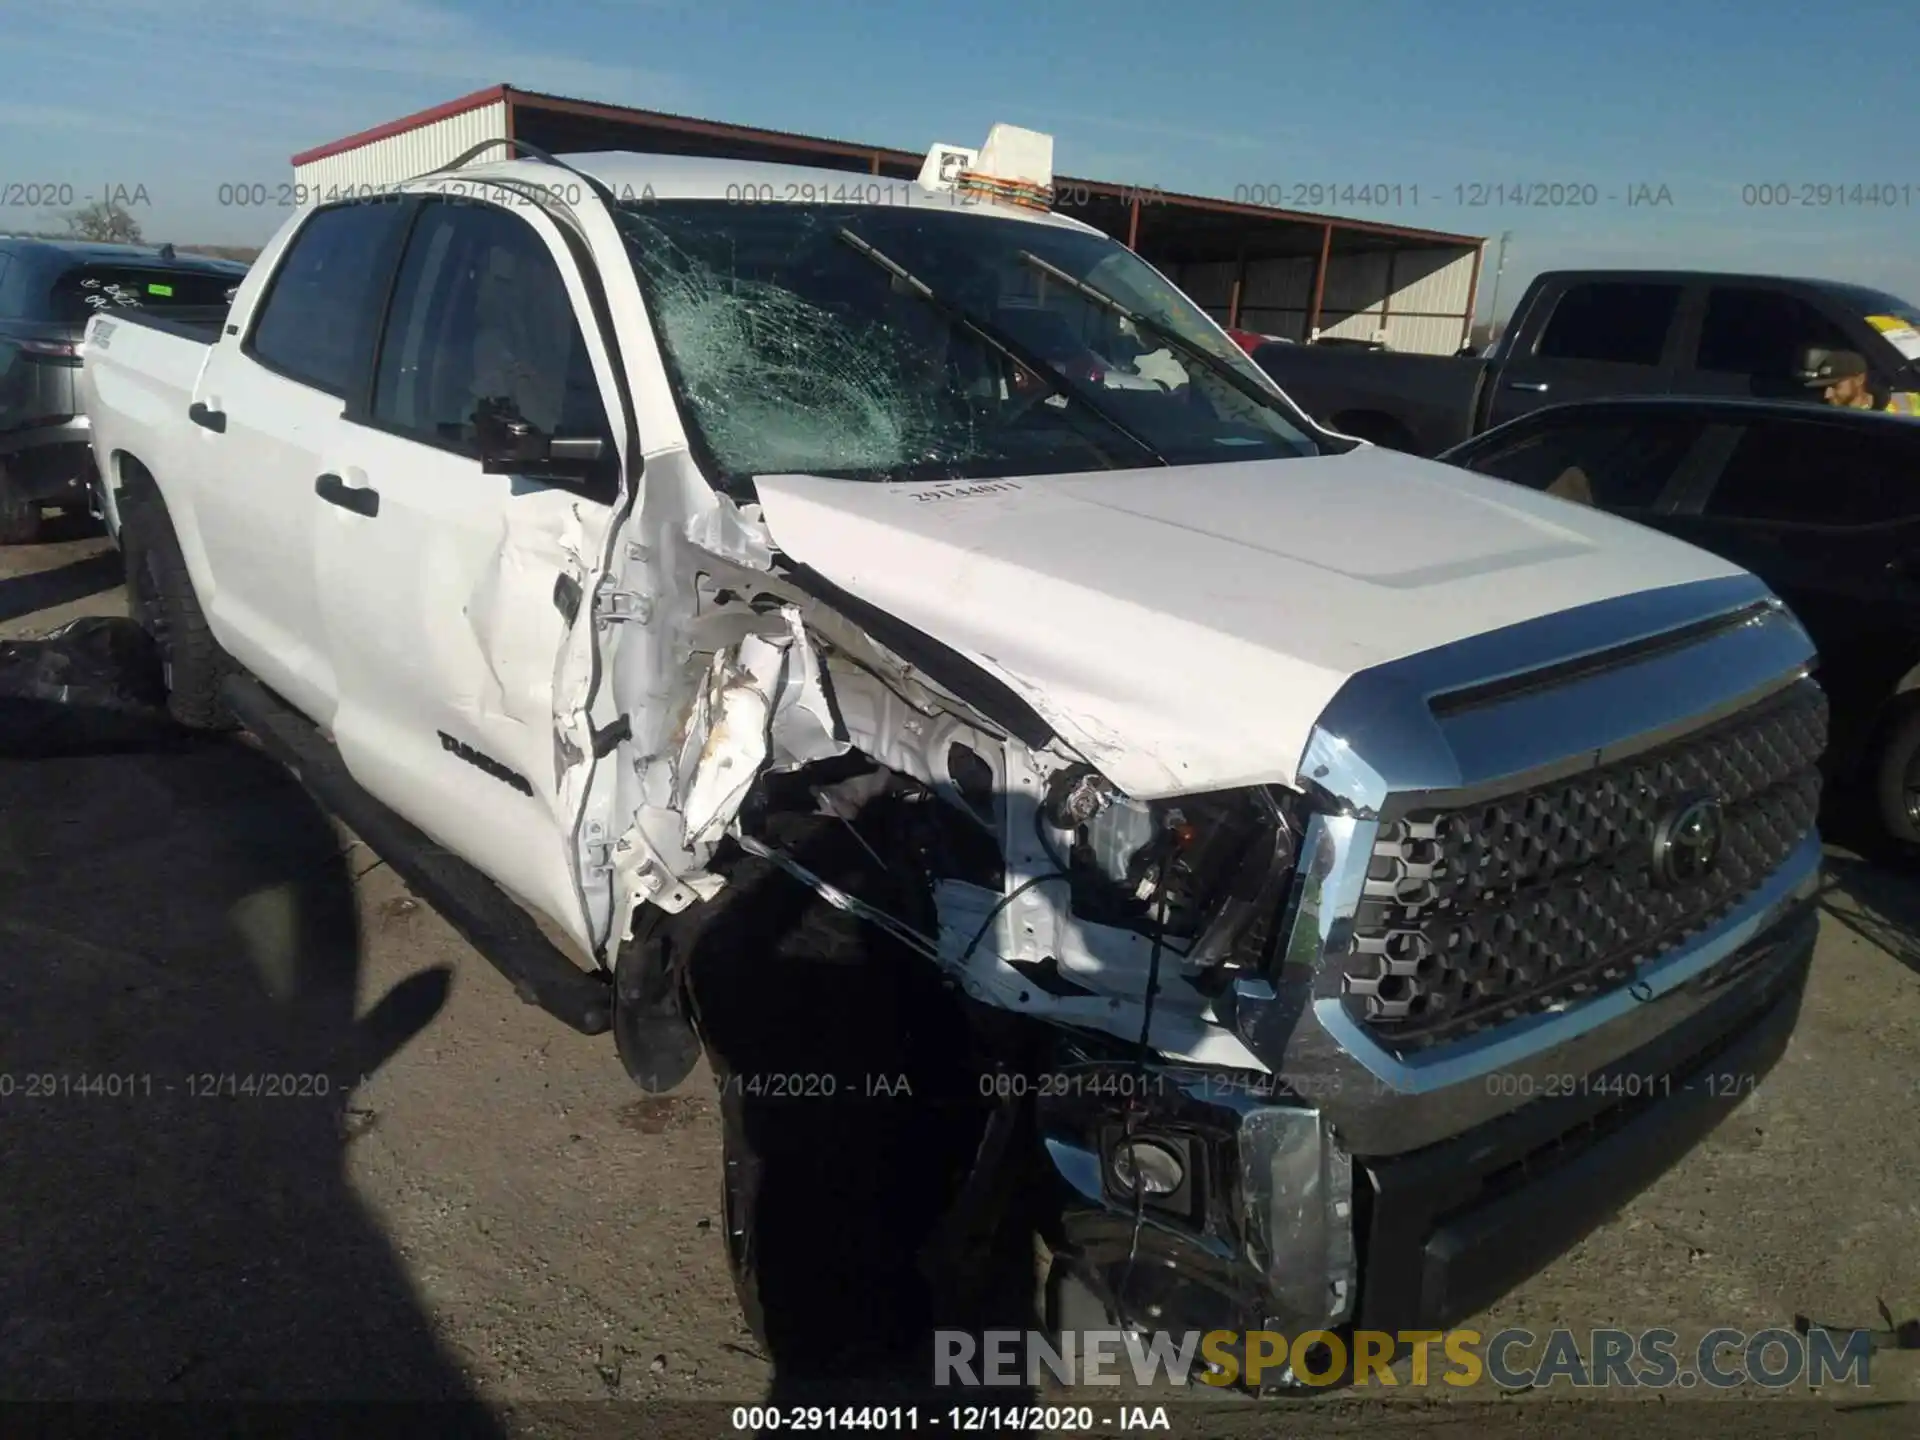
[1874,700,1920,848]
[685,808,1001,1377]
[119,490,234,731]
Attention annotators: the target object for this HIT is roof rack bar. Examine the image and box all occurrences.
[425,138,618,210]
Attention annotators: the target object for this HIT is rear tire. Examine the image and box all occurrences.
[1874,700,1920,848]
[119,489,235,731]
[0,464,42,544]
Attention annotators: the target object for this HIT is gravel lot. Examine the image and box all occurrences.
[2,521,1916,1438]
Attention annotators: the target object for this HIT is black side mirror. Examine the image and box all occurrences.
[478,422,606,471]
[473,397,610,487]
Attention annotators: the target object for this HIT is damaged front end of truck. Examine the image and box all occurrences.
[560,428,1376,1364]
[561,414,1827,1381]
[526,132,1825,1382]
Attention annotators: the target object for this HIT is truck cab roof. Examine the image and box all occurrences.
[414,150,1105,236]
[1529,267,1916,309]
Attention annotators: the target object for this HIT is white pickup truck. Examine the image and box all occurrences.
[81,129,1830,1381]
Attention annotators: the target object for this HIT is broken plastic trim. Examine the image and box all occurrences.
[671,605,843,851]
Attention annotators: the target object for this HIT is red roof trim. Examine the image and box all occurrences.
[503,90,1483,246]
[509,88,908,164]
[290,84,509,167]
[290,84,1484,246]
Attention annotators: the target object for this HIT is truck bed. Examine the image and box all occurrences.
[100,305,231,345]
[80,307,220,542]
[1253,343,1489,456]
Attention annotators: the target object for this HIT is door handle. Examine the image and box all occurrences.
[315,472,380,518]
[188,402,227,432]
[1506,380,1551,393]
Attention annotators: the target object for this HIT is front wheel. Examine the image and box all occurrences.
[119,491,234,730]
[1874,701,1920,847]
[685,809,1010,1376]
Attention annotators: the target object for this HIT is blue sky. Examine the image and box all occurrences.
[4,0,1916,318]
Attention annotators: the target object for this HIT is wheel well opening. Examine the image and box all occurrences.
[113,451,157,497]
[671,763,1044,1374]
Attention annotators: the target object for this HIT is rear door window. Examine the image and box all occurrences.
[1694,287,1853,382]
[49,265,239,323]
[248,199,411,397]
[1460,415,1705,511]
[1535,283,1681,366]
[1702,419,1918,525]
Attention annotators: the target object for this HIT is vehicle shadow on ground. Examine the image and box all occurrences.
[0,550,123,624]
[1817,793,1920,979]
[1818,856,1920,978]
[0,624,502,1423]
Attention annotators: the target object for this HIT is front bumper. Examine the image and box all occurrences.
[1354,896,1813,1331]
[1036,891,1817,1358]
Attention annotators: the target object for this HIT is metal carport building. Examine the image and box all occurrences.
[291,85,1486,354]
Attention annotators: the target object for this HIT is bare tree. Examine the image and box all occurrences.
[59,200,144,245]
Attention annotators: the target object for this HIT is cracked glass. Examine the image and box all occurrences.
[616,200,1322,489]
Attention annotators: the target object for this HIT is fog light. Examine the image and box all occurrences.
[1111,1138,1184,1197]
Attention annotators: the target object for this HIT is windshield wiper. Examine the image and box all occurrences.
[833,227,1167,468]
[1013,250,1322,440]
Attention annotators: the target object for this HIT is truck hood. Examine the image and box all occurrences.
[752,449,1744,798]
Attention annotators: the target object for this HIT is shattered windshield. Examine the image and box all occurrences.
[614,200,1323,486]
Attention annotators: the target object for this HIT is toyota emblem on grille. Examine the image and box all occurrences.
[1651,794,1725,887]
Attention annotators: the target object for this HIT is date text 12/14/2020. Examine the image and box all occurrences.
[0,1071,356,1100]
[729,1406,1172,1433]
[1228,182,1676,209]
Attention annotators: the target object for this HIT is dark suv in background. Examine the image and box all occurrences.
[0,238,246,542]
[1442,395,1920,848]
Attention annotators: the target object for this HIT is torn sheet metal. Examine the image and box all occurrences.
[766,606,839,764]
[671,605,845,849]
[681,498,774,572]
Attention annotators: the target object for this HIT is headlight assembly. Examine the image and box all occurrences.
[1041,765,1300,967]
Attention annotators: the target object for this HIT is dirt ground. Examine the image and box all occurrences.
[2,520,1917,1439]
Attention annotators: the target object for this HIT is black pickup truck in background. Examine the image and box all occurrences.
[1250,270,1920,455]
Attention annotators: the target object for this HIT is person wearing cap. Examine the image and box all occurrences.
[1795,346,1920,414]
[1798,347,1877,408]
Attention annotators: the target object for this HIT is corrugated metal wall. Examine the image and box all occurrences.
[1168,245,1478,353]
[293,102,510,196]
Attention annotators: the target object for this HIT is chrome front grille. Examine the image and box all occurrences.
[1341,682,1828,1050]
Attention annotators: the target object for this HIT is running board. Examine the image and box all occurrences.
[220,673,613,1037]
